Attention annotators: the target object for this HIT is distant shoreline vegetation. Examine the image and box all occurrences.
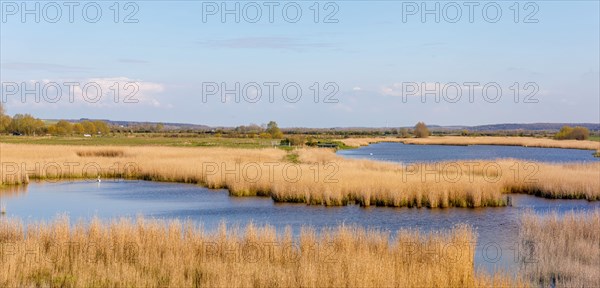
[1,108,598,141]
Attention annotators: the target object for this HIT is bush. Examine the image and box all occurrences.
[281,135,306,146]
[266,121,283,139]
[554,126,589,140]
[399,128,410,138]
[414,122,430,138]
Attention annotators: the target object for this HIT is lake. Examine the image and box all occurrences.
[336,142,599,164]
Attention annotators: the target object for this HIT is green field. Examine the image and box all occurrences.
[0,135,280,148]
[0,134,352,150]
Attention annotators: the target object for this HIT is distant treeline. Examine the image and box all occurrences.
[0,106,597,140]
[0,107,110,136]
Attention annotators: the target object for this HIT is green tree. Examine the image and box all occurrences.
[81,121,97,134]
[555,126,574,140]
[0,105,11,134]
[0,114,11,133]
[55,120,73,135]
[8,114,44,135]
[47,125,58,135]
[72,123,84,134]
[266,121,283,138]
[93,120,110,135]
[414,122,430,138]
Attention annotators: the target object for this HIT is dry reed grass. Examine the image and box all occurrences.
[519,209,600,287]
[0,216,525,287]
[75,149,125,157]
[339,136,600,151]
[1,144,598,207]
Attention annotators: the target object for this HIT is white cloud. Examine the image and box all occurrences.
[2,77,167,108]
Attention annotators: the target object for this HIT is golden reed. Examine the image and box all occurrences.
[339,136,600,151]
[1,144,599,207]
[519,209,600,287]
[0,216,525,287]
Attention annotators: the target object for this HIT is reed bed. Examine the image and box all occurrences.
[76,149,125,157]
[519,209,600,287]
[0,216,524,287]
[339,136,600,151]
[1,144,599,207]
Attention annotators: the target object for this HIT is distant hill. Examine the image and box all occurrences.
[43,119,600,132]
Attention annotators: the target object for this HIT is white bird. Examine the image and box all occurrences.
[97,176,101,183]
[369,153,373,155]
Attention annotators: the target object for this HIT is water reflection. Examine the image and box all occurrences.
[0,185,28,198]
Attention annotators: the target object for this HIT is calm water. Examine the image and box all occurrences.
[337,142,599,164]
[2,180,599,274]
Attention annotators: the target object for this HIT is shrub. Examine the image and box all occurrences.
[414,122,430,138]
[554,125,589,140]
[281,135,306,146]
[399,128,410,138]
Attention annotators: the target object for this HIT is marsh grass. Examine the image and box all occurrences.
[0,216,525,287]
[1,144,599,207]
[76,149,125,157]
[519,210,600,287]
[340,136,600,151]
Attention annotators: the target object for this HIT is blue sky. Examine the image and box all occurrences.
[1,1,599,127]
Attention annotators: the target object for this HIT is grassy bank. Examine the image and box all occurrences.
[589,135,600,142]
[0,135,279,148]
[1,144,599,206]
[339,136,600,151]
[519,209,600,287]
[0,216,523,287]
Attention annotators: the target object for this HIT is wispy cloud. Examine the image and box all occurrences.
[86,77,166,107]
[196,36,335,51]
